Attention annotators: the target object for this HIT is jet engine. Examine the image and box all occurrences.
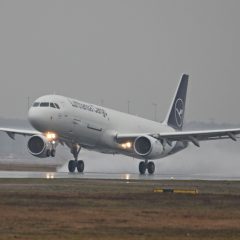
[27,135,53,158]
[133,135,164,159]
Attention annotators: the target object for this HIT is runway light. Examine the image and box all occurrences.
[125,174,130,180]
[46,173,55,179]
[121,142,132,149]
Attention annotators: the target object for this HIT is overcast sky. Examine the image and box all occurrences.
[0,0,240,124]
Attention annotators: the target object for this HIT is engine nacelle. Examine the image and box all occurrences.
[27,135,52,158]
[133,135,164,159]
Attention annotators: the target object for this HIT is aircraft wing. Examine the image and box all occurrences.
[0,127,40,139]
[116,128,240,147]
[151,128,240,147]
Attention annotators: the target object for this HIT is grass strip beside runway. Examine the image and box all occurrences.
[0,179,239,240]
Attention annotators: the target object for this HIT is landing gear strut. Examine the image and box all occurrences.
[68,144,84,173]
[139,160,155,175]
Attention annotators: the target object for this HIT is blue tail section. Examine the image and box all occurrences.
[164,74,189,131]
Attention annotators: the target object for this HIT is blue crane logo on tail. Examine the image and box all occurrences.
[175,98,184,128]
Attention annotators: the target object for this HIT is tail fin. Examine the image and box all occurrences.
[164,74,189,131]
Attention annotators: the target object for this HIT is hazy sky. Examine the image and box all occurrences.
[0,0,240,124]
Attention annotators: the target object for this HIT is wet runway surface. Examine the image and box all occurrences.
[0,171,239,180]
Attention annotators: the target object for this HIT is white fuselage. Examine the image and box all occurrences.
[28,95,181,160]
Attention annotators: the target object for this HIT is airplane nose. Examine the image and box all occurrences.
[28,107,41,130]
[28,107,50,132]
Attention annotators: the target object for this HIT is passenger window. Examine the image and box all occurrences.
[40,102,49,107]
[33,102,40,107]
[50,103,56,108]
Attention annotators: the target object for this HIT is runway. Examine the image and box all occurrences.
[0,171,239,180]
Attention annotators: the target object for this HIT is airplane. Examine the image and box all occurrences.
[1,74,240,174]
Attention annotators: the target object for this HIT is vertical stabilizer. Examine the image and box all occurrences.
[164,74,189,131]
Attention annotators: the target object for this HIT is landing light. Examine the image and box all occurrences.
[45,132,57,141]
[121,142,132,149]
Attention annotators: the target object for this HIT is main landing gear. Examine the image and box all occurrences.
[68,144,84,173]
[139,160,155,175]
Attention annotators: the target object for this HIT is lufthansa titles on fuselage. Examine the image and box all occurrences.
[68,99,108,118]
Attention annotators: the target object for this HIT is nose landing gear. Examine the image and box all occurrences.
[68,144,84,173]
[139,160,155,175]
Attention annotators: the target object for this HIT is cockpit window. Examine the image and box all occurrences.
[40,102,49,107]
[50,103,56,108]
[33,102,40,107]
[54,103,60,109]
[32,101,60,108]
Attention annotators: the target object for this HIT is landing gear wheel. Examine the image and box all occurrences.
[50,149,56,157]
[147,161,155,174]
[70,144,83,173]
[139,161,147,175]
[77,160,84,173]
[68,160,76,173]
[46,149,51,157]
